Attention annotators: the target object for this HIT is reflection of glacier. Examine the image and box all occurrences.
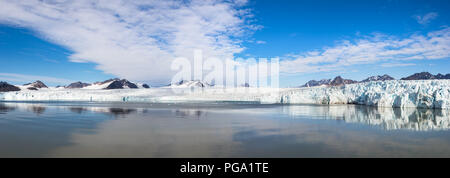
[0,102,207,119]
[0,80,449,109]
[283,105,450,131]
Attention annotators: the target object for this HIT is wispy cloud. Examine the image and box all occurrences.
[380,63,416,68]
[255,40,266,44]
[43,58,59,63]
[0,73,73,85]
[0,0,256,83]
[280,27,450,74]
[414,12,438,25]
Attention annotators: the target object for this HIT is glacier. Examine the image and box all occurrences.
[0,80,449,109]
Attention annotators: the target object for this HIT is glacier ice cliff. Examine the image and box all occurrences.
[0,80,449,109]
[278,80,450,109]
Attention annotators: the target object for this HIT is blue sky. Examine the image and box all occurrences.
[0,0,449,87]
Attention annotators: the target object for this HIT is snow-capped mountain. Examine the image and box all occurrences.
[301,79,331,87]
[436,73,450,79]
[66,82,91,89]
[301,73,449,88]
[23,80,47,90]
[0,82,20,92]
[105,79,138,89]
[301,76,357,87]
[81,78,143,89]
[330,76,358,86]
[168,80,211,88]
[59,79,150,90]
[361,74,395,83]
[401,72,450,80]
[136,83,150,89]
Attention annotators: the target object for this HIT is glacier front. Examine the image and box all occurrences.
[0,80,449,109]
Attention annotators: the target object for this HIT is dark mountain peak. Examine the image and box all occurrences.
[94,78,120,85]
[105,79,138,89]
[0,81,21,92]
[24,80,47,88]
[401,72,436,80]
[330,76,357,86]
[301,76,356,87]
[241,83,250,87]
[176,80,189,85]
[435,73,450,79]
[142,84,150,88]
[332,75,343,82]
[66,81,91,89]
[301,79,331,87]
[381,74,394,78]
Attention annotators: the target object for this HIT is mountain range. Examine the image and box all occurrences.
[400,72,450,80]
[301,72,449,87]
[1,72,449,92]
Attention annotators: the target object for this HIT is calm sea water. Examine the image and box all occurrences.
[1,101,450,158]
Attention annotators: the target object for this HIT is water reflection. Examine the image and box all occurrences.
[67,106,136,117]
[2,102,449,131]
[1,102,450,157]
[69,107,87,114]
[174,109,206,119]
[283,105,450,131]
[0,103,15,113]
[107,108,136,116]
[30,106,46,115]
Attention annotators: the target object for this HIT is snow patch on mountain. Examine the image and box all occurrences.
[361,74,395,83]
[82,81,114,90]
[166,80,211,88]
[66,82,91,89]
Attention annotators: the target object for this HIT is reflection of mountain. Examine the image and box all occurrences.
[0,103,138,118]
[67,107,136,117]
[30,106,46,115]
[0,103,16,113]
[0,103,47,115]
[69,107,87,114]
[108,108,136,116]
[174,109,206,119]
[283,105,450,131]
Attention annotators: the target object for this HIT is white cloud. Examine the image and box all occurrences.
[280,27,450,74]
[0,73,74,85]
[0,0,256,84]
[414,12,438,25]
